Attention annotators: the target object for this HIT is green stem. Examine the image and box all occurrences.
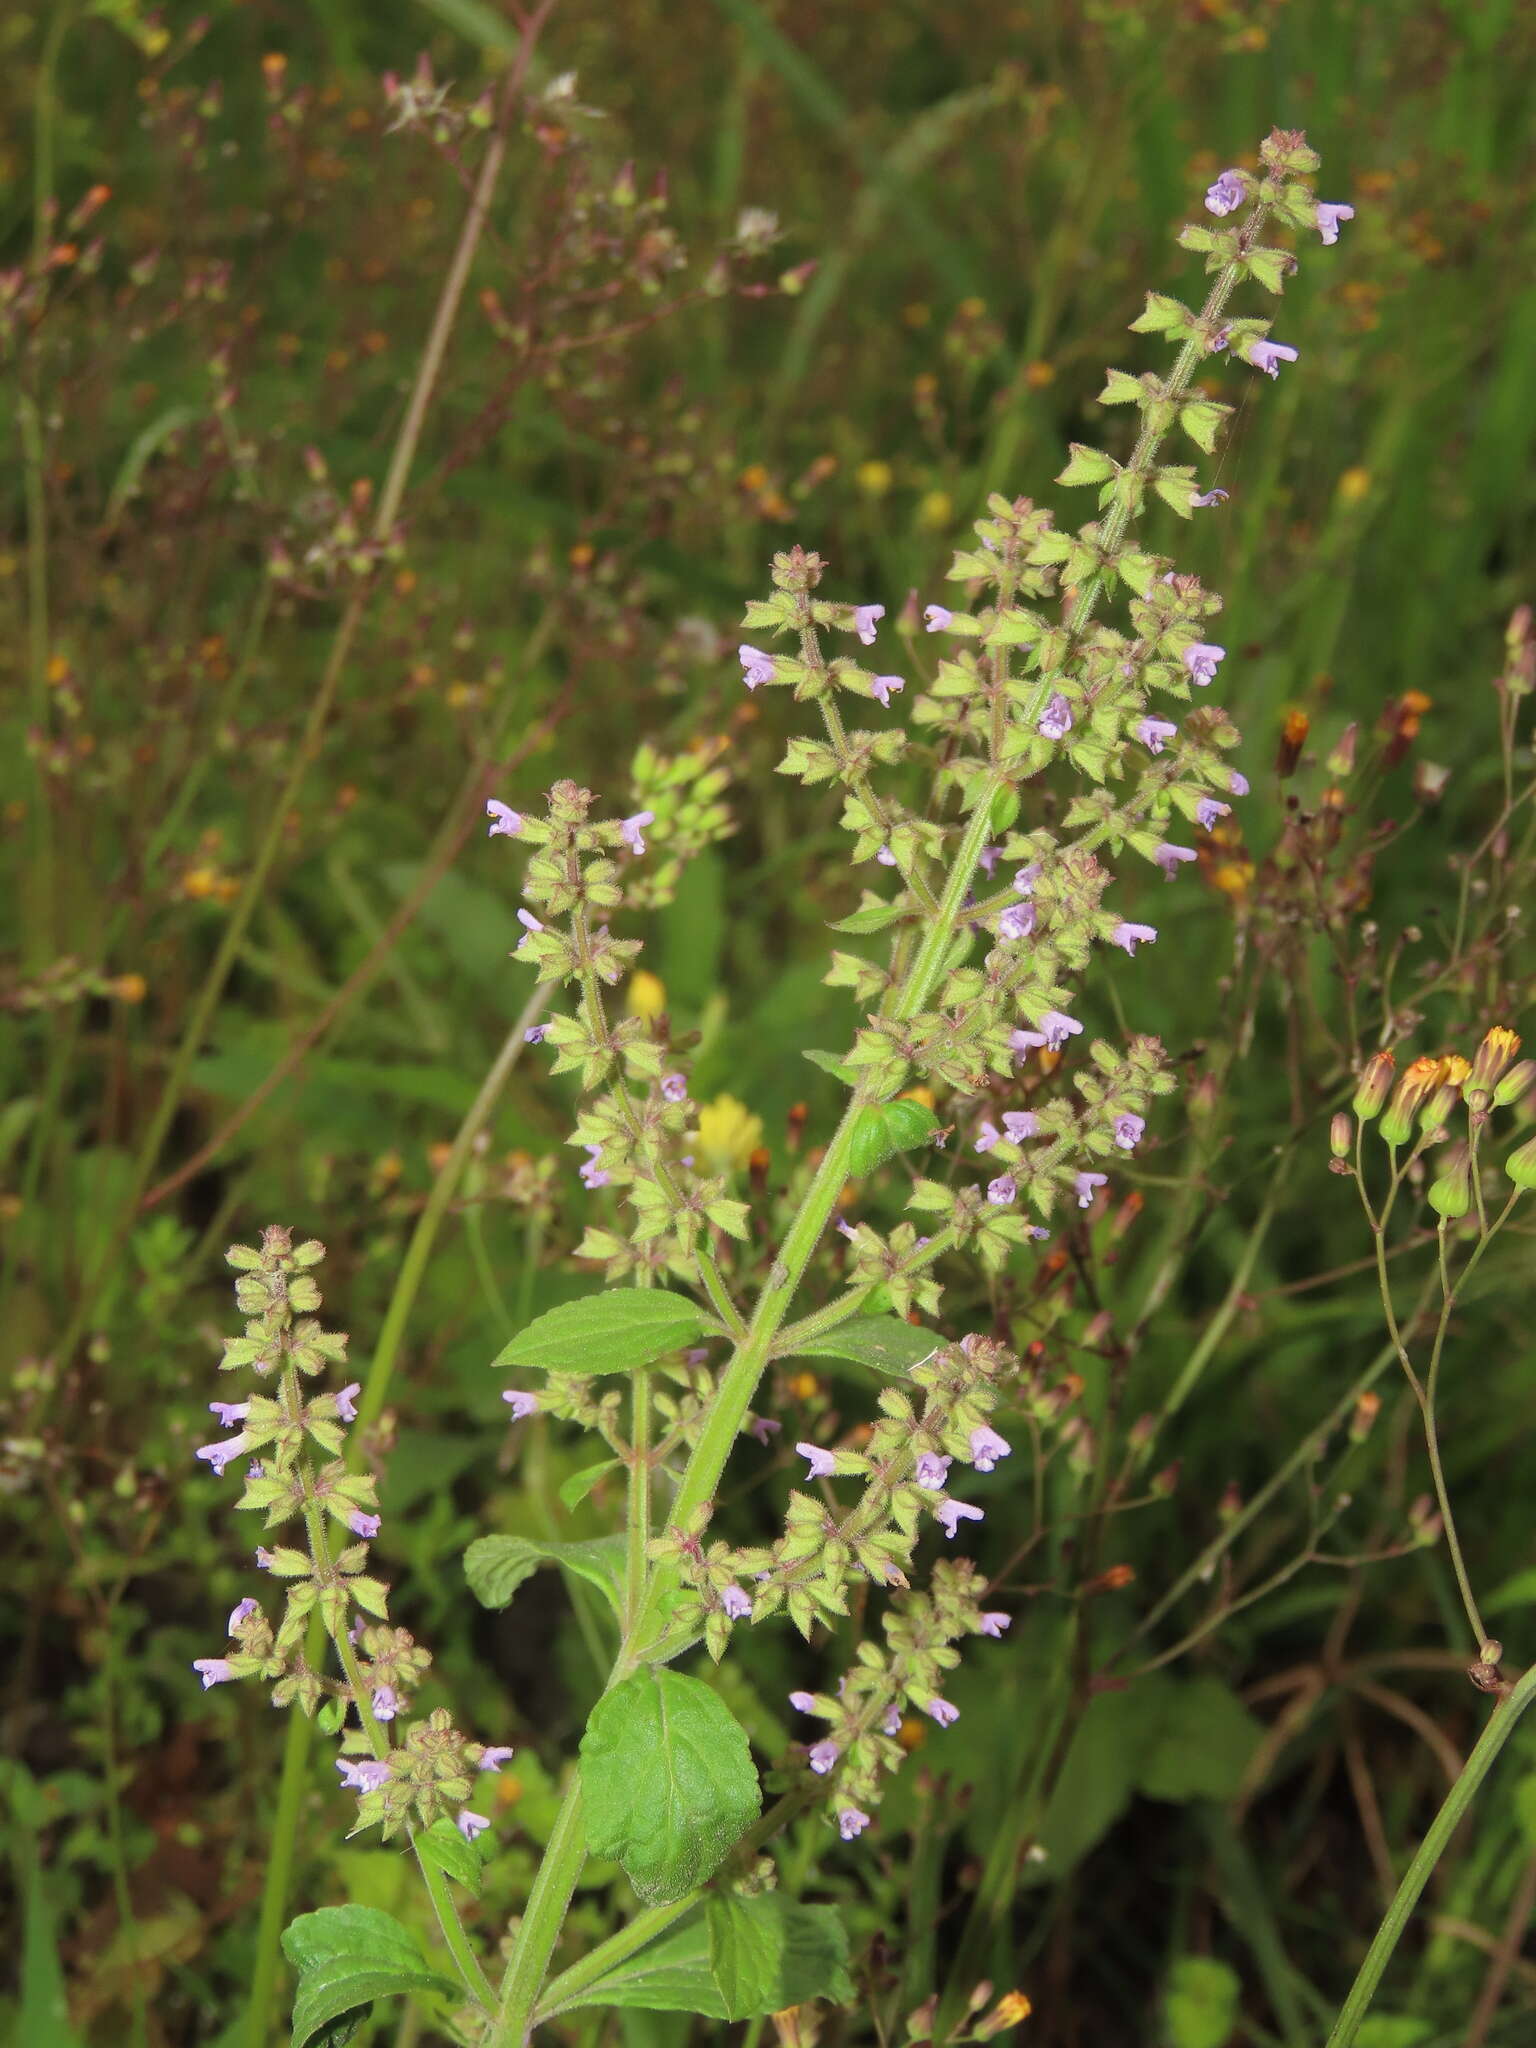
[247,1688,319,2047]
[491,1774,588,2044]
[626,1369,652,1630]
[534,1894,698,2022]
[1326,1663,1536,2048]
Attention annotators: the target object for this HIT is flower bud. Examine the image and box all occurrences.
[1326,721,1358,777]
[1380,1056,1442,1145]
[1349,1390,1381,1443]
[1275,708,1309,778]
[1420,1055,1470,1133]
[1505,1135,1536,1192]
[1427,1141,1473,1219]
[1494,1058,1536,1109]
[1352,1050,1395,1120]
[1329,1111,1352,1159]
[1470,1027,1521,1097]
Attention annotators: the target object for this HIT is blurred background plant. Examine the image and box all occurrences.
[2,0,1535,2043]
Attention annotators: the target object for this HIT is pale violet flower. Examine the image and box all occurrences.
[524,1024,547,1044]
[721,1585,753,1621]
[457,1811,492,1842]
[335,1382,360,1423]
[348,1510,381,1539]
[1197,797,1230,831]
[1114,1113,1145,1151]
[1154,843,1197,877]
[1229,769,1250,796]
[516,907,543,936]
[914,1452,952,1490]
[923,603,953,632]
[871,674,903,708]
[208,1399,249,1428]
[661,1072,688,1103]
[974,1120,1001,1155]
[808,1739,840,1774]
[838,1807,871,1840]
[853,603,885,644]
[1182,642,1225,687]
[968,1425,1011,1472]
[478,1747,515,1772]
[1191,488,1230,509]
[1013,864,1040,897]
[936,1498,984,1539]
[1039,692,1073,741]
[1039,1009,1083,1051]
[619,810,654,856]
[1250,339,1299,378]
[998,903,1034,942]
[227,1597,258,1634]
[797,1441,837,1481]
[1204,169,1245,216]
[979,1611,1011,1637]
[1002,1110,1037,1143]
[1075,1172,1108,1209]
[1110,922,1157,955]
[503,1390,539,1421]
[371,1685,400,1722]
[1137,717,1177,755]
[882,1704,902,1734]
[193,1657,236,1688]
[926,1698,959,1728]
[739,644,775,689]
[486,799,523,838]
[986,1173,1017,1206]
[579,1143,610,1190]
[1316,202,1355,246]
[337,1757,391,1792]
[789,1690,818,1713]
[876,844,898,867]
[195,1435,249,1478]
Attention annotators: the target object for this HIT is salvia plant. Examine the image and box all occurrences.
[191,130,1512,2047]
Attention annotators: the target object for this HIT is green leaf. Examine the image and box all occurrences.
[1178,399,1231,455]
[1055,442,1116,486]
[1098,368,1144,405]
[559,1459,622,1510]
[828,902,904,934]
[464,1534,627,1617]
[848,1100,938,1175]
[413,1816,488,1897]
[788,1317,939,1377]
[1129,291,1193,335]
[1162,1955,1240,2048]
[581,1670,762,1904]
[558,1895,852,2020]
[492,1290,707,1375]
[281,1905,457,2048]
[1137,1677,1260,1803]
[802,1048,856,1084]
[1354,2020,1432,2048]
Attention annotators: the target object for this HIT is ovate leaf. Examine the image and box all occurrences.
[581,1670,762,1903]
[847,1099,938,1176]
[281,1905,457,2048]
[413,1816,489,1896]
[556,1895,852,2021]
[492,1290,706,1375]
[788,1317,938,1377]
[464,1534,627,1618]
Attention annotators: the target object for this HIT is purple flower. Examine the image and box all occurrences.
[977,845,1002,877]
[835,1217,858,1241]
[503,1390,539,1421]
[195,1435,249,1478]
[661,1072,687,1103]
[517,907,543,935]
[882,1704,903,1734]
[797,1441,837,1481]
[986,1174,1017,1206]
[1316,202,1355,246]
[936,1498,985,1539]
[808,1739,840,1775]
[1039,692,1073,741]
[1138,718,1178,755]
[1196,797,1230,831]
[748,1414,782,1445]
[335,1382,361,1423]
[1013,863,1041,897]
[914,1452,952,1490]
[227,1597,258,1634]
[1191,488,1230,509]
[348,1510,381,1539]
[579,1143,610,1190]
[193,1657,236,1689]
[1229,769,1250,796]
[923,604,953,632]
[525,1024,547,1043]
[789,1690,818,1713]
[208,1400,249,1427]
[1250,339,1299,379]
[1182,642,1225,687]
[974,1120,1001,1155]
[1111,922,1157,955]
[1154,843,1197,877]
[838,1806,871,1840]
[875,844,897,867]
[969,1425,1011,1472]
[1075,1172,1108,1209]
[255,1547,275,1571]
[478,1746,515,1772]
[337,1756,391,1792]
[739,643,775,689]
[1040,1010,1083,1052]
[1204,169,1245,217]
[926,1698,959,1728]
[372,1685,400,1722]
[1002,1110,1038,1143]
[1114,1113,1145,1151]
[853,603,885,644]
[979,1611,1011,1638]
[871,674,903,708]
[619,809,655,856]
[721,1584,753,1621]
[998,903,1034,943]
[486,800,523,839]
[457,1810,492,1842]
[1010,1028,1045,1059]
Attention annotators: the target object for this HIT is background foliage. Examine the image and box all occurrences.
[3,0,1536,2043]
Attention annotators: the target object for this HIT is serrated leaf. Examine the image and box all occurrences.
[414,1816,489,1896]
[828,903,905,934]
[1129,291,1192,335]
[281,1905,457,2048]
[556,1894,851,2021]
[464,1533,627,1617]
[848,1099,938,1176]
[581,1670,762,1904]
[787,1316,939,1377]
[1098,367,1144,405]
[1055,442,1116,486]
[1178,399,1231,455]
[802,1048,856,1083]
[492,1290,706,1376]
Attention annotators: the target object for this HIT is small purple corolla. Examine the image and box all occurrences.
[503,1390,539,1421]
[1316,202,1355,246]
[986,1173,1017,1206]
[1110,922,1157,955]
[808,1739,840,1775]
[1154,843,1197,877]
[853,603,885,644]
[936,1498,984,1539]
[1182,642,1225,687]
[1039,692,1073,741]
[721,1584,753,1621]
[372,1685,400,1722]
[1250,339,1299,379]
[193,1657,236,1689]
[914,1452,952,1490]
[969,1425,1011,1472]
[1002,1110,1038,1143]
[926,1698,959,1728]
[871,674,904,708]
[195,1435,249,1478]
[1114,1113,1145,1151]
[336,1757,392,1792]
[1196,797,1230,831]
[979,1611,1012,1637]
[974,1120,1000,1155]
[208,1399,249,1428]
[478,1747,515,1772]
[998,903,1034,943]
[1075,1172,1108,1209]
[661,1072,688,1103]
[789,1691,818,1714]
[839,1806,871,1840]
[335,1382,360,1423]
[1229,769,1250,796]
[227,1597,258,1634]
[619,810,655,856]
[348,1510,381,1539]
[739,644,776,689]
[486,800,523,838]
[797,1441,838,1481]
[923,603,953,632]
[1204,169,1245,217]
[1138,717,1178,755]
[457,1811,491,1842]
[1040,1010,1083,1051]
[1191,488,1230,509]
